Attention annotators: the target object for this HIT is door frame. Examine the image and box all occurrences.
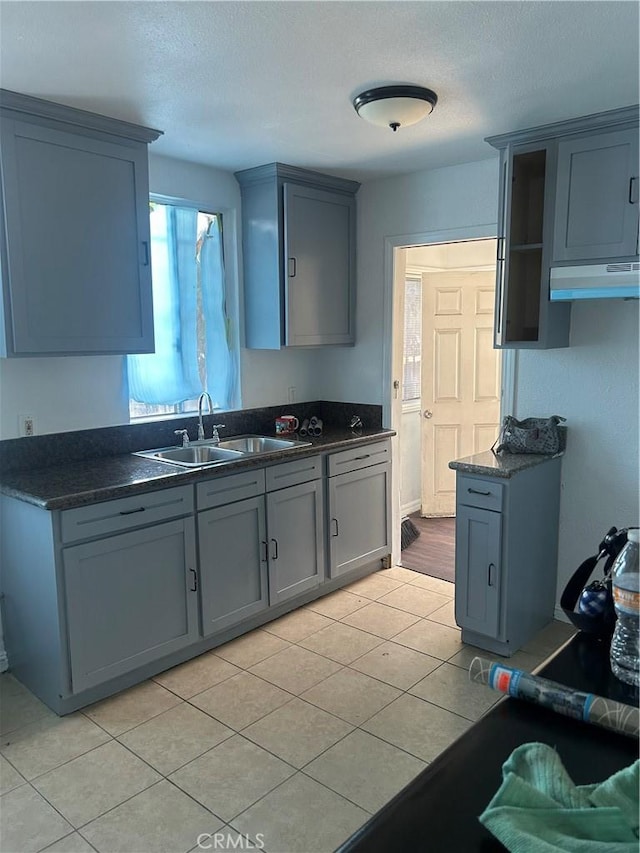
[383,225,518,566]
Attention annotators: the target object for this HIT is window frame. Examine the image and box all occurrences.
[127,192,241,422]
[401,273,423,412]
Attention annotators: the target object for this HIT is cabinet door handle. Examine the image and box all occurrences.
[271,538,279,560]
[189,568,198,592]
[119,507,146,516]
[331,517,339,537]
[629,177,638,205]
[261,540,269,562]
[488,563,496,587]
[288,257,297,278]
[496,236,505,262]
[141,241,150,266]
[468,488,491,496]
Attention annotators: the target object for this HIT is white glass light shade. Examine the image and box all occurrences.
[353,85,438,131]
[356,96,434,129]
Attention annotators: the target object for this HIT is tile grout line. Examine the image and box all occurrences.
[2,575,569,852]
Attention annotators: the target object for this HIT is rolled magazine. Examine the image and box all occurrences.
[470,656,639,738]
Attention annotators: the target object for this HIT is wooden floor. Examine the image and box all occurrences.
[400,514,456,584]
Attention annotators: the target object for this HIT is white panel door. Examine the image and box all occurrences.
[421,269,501,516]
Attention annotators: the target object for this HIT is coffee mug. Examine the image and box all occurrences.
[275,415,299,434]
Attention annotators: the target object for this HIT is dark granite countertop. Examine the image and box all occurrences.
[449,449,562,479]
[0,428,395,510]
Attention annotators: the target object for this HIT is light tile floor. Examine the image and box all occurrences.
[0,567,575,853]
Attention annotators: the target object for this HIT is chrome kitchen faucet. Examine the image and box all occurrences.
[197,392,214,440]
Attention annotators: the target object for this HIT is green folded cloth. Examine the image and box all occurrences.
[479,742,639,852]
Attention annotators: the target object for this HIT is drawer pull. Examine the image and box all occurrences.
[354,454,371,461]
[189,568,198,592]
[468,488,491,496]
[118,507,146,516]
[488,563,496,587]
[331,517,339,537]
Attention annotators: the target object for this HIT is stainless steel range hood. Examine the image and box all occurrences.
[550,262,640,300]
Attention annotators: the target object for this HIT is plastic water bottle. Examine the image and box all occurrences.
[610,528,640,686]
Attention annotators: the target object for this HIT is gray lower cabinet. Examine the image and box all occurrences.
[196,457,324,618]
[0,89,160,357]
[453,459,561,656]
[198,495,269,635]
[267,479,325,603]
[64,518,199,692]
[1,442,391,713]
[234,163,359,349]
[327,442,392,578]
[454,504,502,638]
[553,127,639,262]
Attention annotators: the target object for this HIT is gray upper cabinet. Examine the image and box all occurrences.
[488,138,571,349]
[553,127,639,262]
[0,90,161,357]
[235,163,359,349]
[486,105,639,350]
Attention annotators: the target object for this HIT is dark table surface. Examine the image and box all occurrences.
[338,632,638,853]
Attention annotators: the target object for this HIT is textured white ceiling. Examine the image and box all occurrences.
[1,1,638,181]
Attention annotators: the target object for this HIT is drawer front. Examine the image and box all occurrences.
[457,474,503,512]
[328,441,390,477]
[61,485,194,544]
[265,456,322,492]
[197,468,266,510]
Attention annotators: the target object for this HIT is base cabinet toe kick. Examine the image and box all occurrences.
[0,441,391,713]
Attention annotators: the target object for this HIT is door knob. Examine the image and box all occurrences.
[423,410,433,419]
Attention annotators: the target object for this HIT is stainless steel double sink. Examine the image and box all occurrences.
[134,434,312,469]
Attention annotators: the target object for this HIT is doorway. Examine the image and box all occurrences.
[392,237,503,583]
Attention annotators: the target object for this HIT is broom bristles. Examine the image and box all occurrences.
[401,516,420,550]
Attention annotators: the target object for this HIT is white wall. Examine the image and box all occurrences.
[338,155,639,613]
[314,158,500,403]
[516,300,640,610]
[0,154,323,439]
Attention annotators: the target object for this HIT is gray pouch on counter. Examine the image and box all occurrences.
[493,415,566,455]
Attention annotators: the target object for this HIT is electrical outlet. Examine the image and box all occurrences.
[20,414,35,437]
[288,386,296,403]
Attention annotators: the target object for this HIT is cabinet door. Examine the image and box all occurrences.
[63,518,198,693]
[553,128,639,262]
[283,183,355,346]
[327,463,391,578]
[266,479,324,604]
[454,505,501,639]
[496,142,570,349]
[198,496,269,635]
[0,118,154,355]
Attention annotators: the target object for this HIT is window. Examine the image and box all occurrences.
[127,200,235,419]
[402,276,422,403]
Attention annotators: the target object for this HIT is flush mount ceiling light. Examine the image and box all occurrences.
[353,85,438,132]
